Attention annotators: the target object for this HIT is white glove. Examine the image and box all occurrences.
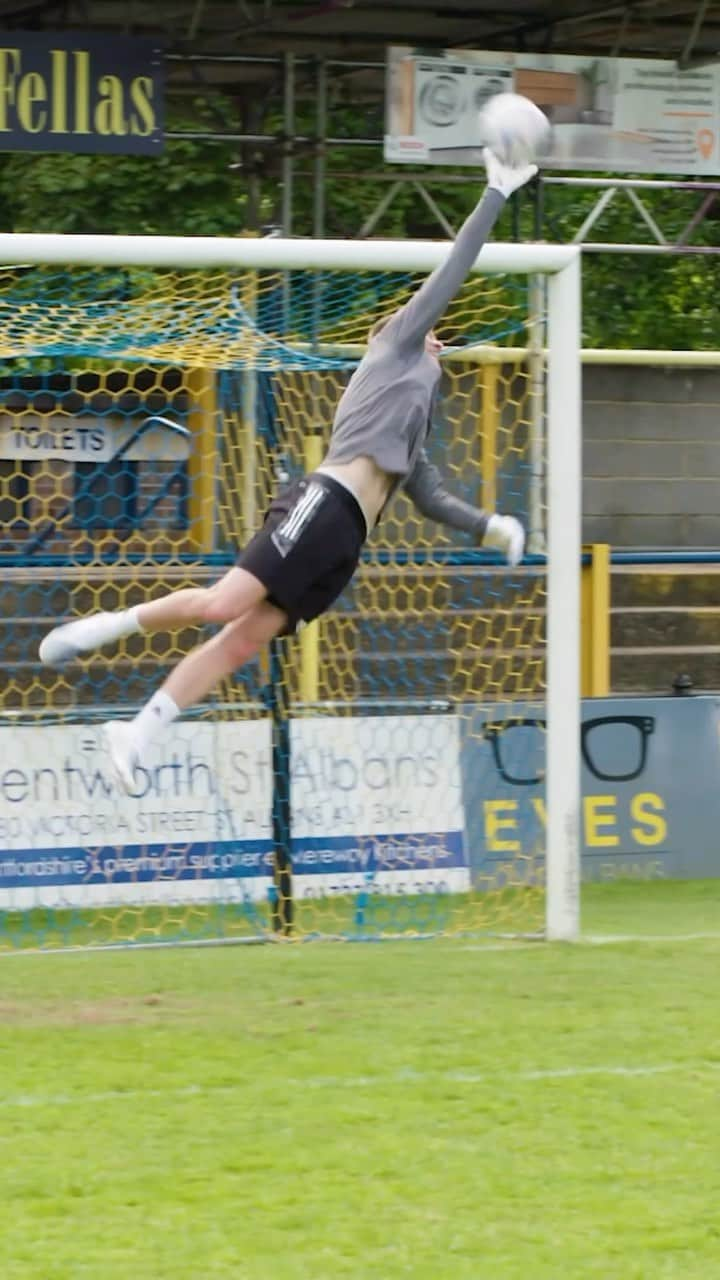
[483,147,538,199]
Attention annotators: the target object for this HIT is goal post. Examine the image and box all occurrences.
[0,230,582,947]
[546,253,582,941]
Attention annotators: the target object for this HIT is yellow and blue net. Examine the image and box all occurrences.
[0,261,547,947]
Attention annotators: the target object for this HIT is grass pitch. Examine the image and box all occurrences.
[2,880,720,1279]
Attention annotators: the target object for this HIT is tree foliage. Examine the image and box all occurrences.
[317,157,720,350]
[0,98,255,236]
[0,95,717,349]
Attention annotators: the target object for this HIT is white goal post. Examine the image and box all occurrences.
[0,231,582,942]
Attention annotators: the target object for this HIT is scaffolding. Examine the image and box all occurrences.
[159,49,720,255]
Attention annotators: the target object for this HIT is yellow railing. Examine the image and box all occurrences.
[581,543,610,697]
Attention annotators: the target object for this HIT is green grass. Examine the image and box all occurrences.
[2,880,720,1279]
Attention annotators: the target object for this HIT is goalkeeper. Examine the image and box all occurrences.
[39,149,537,791]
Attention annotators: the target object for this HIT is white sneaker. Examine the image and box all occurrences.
[103,720,141,795]
[39,612,126,667]
[483,514,525,567]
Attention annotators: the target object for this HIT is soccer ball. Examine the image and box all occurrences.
[479,92,551,167]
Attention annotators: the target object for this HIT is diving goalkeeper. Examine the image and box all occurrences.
[39,149,537,792]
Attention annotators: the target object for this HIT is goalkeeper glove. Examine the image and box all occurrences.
[483,514,525,567]
[483,147,538,199]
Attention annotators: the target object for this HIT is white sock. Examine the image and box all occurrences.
[124,606,144,634]
[130,690,180,754]
[66,606,143,651]
[106,606,143,640]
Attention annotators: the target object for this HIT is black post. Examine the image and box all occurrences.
[672,672,694,697]
[533,173,544,242]
[511,187,521,242]
[269,635,293,935]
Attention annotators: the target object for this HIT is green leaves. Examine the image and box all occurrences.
[0,88,715,351]
[0,101,246,237]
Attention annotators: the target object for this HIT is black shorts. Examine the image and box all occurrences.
[237,472,367,632]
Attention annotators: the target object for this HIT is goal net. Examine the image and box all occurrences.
[0,231,581,949]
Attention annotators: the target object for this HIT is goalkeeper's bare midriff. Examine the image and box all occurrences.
[316,455,392,531]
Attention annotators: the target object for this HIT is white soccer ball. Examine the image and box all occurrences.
[479,92,551,167]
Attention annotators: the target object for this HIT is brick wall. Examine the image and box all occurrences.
[583,364,720,547]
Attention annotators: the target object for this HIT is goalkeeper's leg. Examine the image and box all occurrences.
[39,566,265,667]
[103,599,287,793]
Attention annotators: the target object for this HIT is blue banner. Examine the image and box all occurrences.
[460,695,720,882]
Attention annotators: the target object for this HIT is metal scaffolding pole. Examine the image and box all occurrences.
[314,58,327,239]
[281,51,296,236]
[312,58,328,344]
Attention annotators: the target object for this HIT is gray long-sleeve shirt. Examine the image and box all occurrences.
[324,186,506,535]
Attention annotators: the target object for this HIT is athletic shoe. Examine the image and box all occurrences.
[103,720,141,795]
[39,612,126,667]
[483,514,525,567]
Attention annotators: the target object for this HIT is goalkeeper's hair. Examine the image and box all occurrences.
[368,314,393,340]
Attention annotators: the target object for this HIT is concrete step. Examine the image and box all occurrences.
[0,570,215,618]
[0,620,203,665]
[612,566,720,608]
[612,606,720,648]
[611,567,720,693]
[0,563,543,619]
[0,658,267,711]
[612,650,720,694]
[10,561,720,704]
[348,652,540,702]
[332,611,546,653]
[0,662,169,709]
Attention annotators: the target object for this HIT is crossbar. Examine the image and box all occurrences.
[0,233,579,275]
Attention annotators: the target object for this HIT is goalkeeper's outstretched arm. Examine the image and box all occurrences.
[403,449,489,536]
[378,150,537,355]
[403,449,525,565]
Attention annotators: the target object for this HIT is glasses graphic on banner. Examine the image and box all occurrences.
[482,716,655,787]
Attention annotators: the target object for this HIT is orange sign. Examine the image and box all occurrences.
[697,128,715,158]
